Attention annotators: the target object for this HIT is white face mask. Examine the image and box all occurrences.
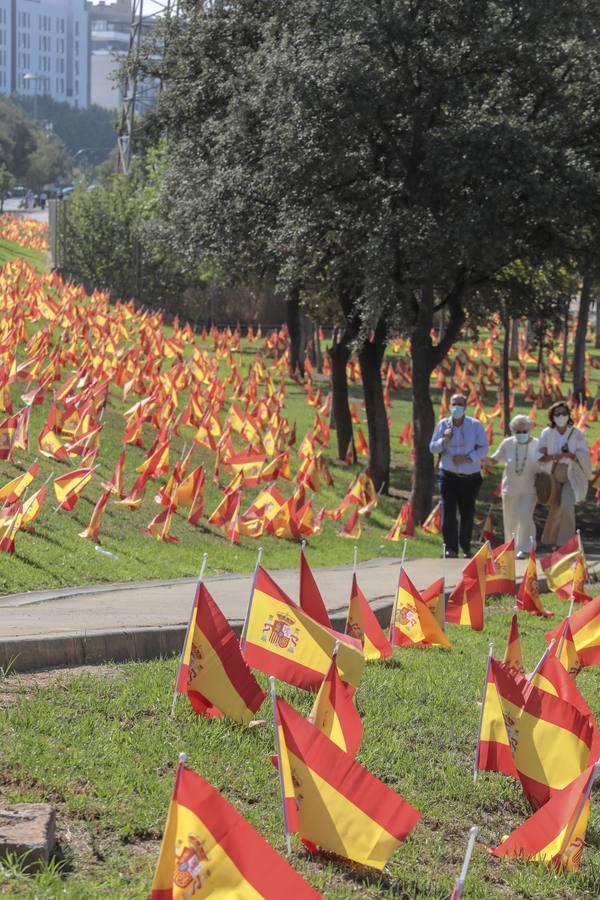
[515,432,529,444]
[554,414,569,428]
[450,405,465,420]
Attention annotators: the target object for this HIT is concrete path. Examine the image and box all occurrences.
[0,556,554,673]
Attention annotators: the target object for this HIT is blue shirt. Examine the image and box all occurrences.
[429,415,489,475]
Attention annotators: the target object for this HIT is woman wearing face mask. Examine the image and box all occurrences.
[482,415,539,559]
[538,402,592,548]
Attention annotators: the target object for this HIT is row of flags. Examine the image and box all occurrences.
[0,215,48,252]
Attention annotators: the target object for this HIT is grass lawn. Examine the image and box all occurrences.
[0,238,46,271]
[0,593,599,898]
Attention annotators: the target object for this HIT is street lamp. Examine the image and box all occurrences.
[23,73,47,121]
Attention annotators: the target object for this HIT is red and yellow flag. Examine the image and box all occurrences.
[79,489,111,543]
[53,467,95,511]
[21,485,47,532]
[531,654,600,759]
[0,461,38,503]
[150,762,319,899]
[146,502,179,544]
[0,504,23,554]
[243,566,364,691]
[385,501,415,541]
[308,653,363,756]
[491,764,598,871]
[346,573,392,660]
[445,543,488,631]
[228,450,265,486]
[477,657,520,778]
[299,547,331,629]
[391,569,451,648]
[275,696,420,869]
[176,582,265,723]
[546,596,600,671]
[517,546,553,617]
[337,508,361,539]
[541,536,581,600]
[421,577,445,630]
[421,501,441,535]
[503,613,525,676]
[486,539,516,596]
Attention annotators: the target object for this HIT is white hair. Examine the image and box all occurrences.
[509,414,532,433]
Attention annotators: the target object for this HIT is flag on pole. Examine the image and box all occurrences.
[21,485,47,532]
[53,467,95,511]
[242,566,364,691]
[0,504,23,554]
[337,508,361,539]
[540,536,581,599]
[308,653,363,756]
[150,761,320,899]
[545,596,600,670]
[299,547,332,628]
[421,502,441,535]
[0,461,38,503]
[385,501,415,540]
[445,543,488,631]
[476,655,519,778]
[78,489,111,543]
[486,539,516,596]
[275,696,420,869]
[517,546,553,617]
[503,613,525,676]
[346,573,393,659]
[491,764,599,871]
[176,582,265,723]
[391,569,451,648]
[145,502,179,543]
[421,577,445,630]
[530,654,600,759]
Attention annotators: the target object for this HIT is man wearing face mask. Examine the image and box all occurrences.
[429,393,489,558]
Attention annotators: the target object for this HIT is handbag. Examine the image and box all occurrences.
[535,471,553,506]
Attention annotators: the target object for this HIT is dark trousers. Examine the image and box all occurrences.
[439,471,483,555]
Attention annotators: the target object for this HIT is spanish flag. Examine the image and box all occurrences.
[486,539,516,596]
[299,547,331,628]
[541,536,581,600]
[207,490,241,528]
[53,467,95,512]
[530,654,600,757]
[391,569,451,648]
[243,566,364,691]
[101,449,126,498]
[79,489,111,543]
[517,546,553,617]
[445,543,488,631]
[492,659,594,809]
[421,577,445,630]
[346,573,392,659]
[228,450,265,486]
[176,582,265,723]
[308,653,363,756]
[491,764,599,871]
[145,503,179,544]
[546,596,600,670]
[337,508,361,539]
[0,461,38,503]
[421,501,441,535]
[150,762,319,899]
[275,696,420,869]
[0,411,18,460]
[503,613,525,676]
[0,504,23,554]
[477,657,520,778]
[21,485,47,532]
[385,501,415,540]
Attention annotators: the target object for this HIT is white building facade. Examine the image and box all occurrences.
[0,0,89,107]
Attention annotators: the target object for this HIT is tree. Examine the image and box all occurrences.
[0,164,15,213]
[14,95,116,165]
[0,96,37,179]
[146,0,600,509]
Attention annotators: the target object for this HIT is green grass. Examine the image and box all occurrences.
[0,594,599,898]
[0,238,46,271]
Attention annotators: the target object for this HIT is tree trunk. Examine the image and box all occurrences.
[286,285,304,377]
[509,319,519,360]
[358,331,389,491]
[328,331,354,461]
[560,299,569,383]
[313,323,323,374]
[573,270,591,403]
[411,340,436,522]
[502,312,511,435]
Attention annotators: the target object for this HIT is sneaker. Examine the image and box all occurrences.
[444,549,458,558]
[516,551,527,560]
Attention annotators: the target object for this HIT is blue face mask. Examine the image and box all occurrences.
[515,432,529,444]
[450,405,465,420]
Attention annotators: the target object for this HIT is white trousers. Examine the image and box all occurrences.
[502,492,537,555]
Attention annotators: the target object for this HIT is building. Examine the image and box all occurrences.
[87,0,129,110]
[0,0,88,107]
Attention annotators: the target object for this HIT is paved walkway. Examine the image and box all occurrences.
[0,556,551,673]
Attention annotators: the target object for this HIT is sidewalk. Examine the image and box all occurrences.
[0,556,563,673]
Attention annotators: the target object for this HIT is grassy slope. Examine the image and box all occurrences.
[0,593,599,898]
[0,238,46,271]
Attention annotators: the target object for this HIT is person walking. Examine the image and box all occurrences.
[482,415,539,558]
[429,393,489,558]
[538,402,591,548]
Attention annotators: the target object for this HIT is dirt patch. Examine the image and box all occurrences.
[0,665,122,709]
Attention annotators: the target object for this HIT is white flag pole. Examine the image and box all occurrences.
[388,538,408,642]
[240,546,263,652]
[557,761,600,868]
[170,552,208,719]
[269,676,292,855]
[353,544,358,576]
[527,639,556,683]
[452,825,480,899]
[473,642,494,783]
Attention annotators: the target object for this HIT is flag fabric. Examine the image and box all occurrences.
[308,655,363,756]
[391,569,451,648]
[445,543,489,631]
[346,573,393,660]
[299,548,332,628]
[145,503,179,543]
[385,501,415,540]
[78,489,111,542]
[503,613,525,676]
[546,596,600,671]
[242,566,364,691]
[337,509,361,539]
[207,490,241,528]
[481,510,494,542]
[517,546,553,617]
[421,577,445,630]
[530,655,600,758]
[275,696,420,869]
[101,449,126,498]
[492,658,594,809]
[0,504,23,553]
[421,501,441,535]
[21,485,47,532]
[491,764,598,871]
[176,582,265,723]
[0,461,38,503]
[150,763,320,899]
[486,539,516,596]
[53,467,94,511]
[477,656,519,778]
[541,536,581,600]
